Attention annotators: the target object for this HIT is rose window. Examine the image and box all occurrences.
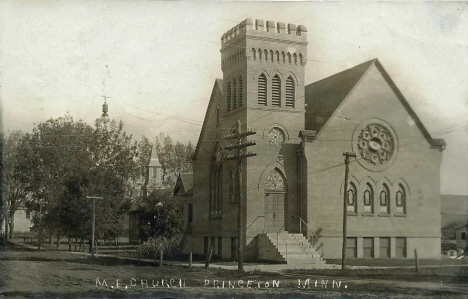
[357,124,394,166]
[268,128,285,147]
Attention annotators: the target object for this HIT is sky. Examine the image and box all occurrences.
[0,1,467,195]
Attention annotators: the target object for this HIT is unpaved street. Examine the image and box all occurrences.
[1,247,468,298]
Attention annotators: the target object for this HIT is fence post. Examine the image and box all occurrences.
[414,249,419,272]
[160,249,164,267]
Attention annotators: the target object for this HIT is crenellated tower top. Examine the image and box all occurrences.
[221,18,307,50]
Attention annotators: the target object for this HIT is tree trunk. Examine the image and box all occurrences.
[74,238,77,251]
[56,233,60,249]
[8,212,15,239]
[48,234,53,245]
[89,239,92,253]
[68,239,72,251]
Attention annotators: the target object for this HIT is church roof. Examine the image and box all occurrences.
[173,173,193,196]
[148,145,161,167]
[193,78,223,161]
[305,58,446,149]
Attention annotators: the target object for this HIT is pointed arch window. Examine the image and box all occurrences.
[363,183,374,213]
[285,76,295,108]
[227,81,232,112]
[379,184,390,214]
[347,183,357,213]
[232,78,238,110]
[238,76,243,107]
[258,73,267,106]
[272,75,281,107]
[252,48,256,60]
[210,143,223,218]
[396,184,406,214]
[229,168,238,204]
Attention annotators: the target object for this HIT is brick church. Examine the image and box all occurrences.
[178,18,446,263]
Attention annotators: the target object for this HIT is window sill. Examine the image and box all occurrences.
[362,213,375,217]
[347,212,358,216]
[378,213,391,217]
[394,213,407,217]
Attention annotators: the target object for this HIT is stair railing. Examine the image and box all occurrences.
[246,215,288,262]
[291,215,324,257]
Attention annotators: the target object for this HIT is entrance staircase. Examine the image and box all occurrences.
[266,232,325,266]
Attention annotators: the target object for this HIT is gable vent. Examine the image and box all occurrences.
[258,73,267,106]
[272,75,281,107]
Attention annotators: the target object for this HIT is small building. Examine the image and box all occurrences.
[173,173,194,252]
[455,224,468,255]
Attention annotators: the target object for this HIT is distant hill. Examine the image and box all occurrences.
[441,194,468,228]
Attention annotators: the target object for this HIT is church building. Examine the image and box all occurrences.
[183,18,446,263]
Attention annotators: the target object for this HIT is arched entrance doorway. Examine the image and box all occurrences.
[264,168,286,232]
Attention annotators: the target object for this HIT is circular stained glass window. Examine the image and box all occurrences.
[268,128,285,147]
[357,124,394,166]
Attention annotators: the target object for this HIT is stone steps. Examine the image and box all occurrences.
[266,232,325,265]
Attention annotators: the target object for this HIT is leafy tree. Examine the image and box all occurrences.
[1,131,30,239]
[153,133,194,187]
[16,115,142,247]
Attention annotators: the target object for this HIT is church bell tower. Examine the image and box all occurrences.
[220,18,307,131]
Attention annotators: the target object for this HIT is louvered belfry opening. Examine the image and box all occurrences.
[227,81,232,111]
[258,73,267,106]
[286,76,295,108]
[233,79,238,110]
[272,75,281,107]
[238,76,243,107]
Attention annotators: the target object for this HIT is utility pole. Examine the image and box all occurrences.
[341,151,356,270]
[86,196,104,261]
[224,120,256,273]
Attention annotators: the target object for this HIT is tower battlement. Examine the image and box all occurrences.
[221,18,307,49]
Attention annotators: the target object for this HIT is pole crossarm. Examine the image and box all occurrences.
[224,141,256,150]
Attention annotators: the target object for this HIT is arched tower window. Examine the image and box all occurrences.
[232,78,238,110]
[258,49,262,61]
[396,184,406,214]
[227,81,232,112]
[238,75,243,107]
[264,49,269,61]
[272,75,281,107]
[287,52,292,64]
[293,53,298,65]
[363,183,374,213]
[379,184,390,214]
[347,182,357,213]
[285,76,295,108]
[258,73,267,106]
[252,48,256,60]
[269,50,274,63]
[210,143,223,218]
[299,53,304,66]
[275,51,280,63]
[281,52,286,64]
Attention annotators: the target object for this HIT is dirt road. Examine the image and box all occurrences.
[1,247,467,298]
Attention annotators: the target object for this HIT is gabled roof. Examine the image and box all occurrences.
[173,173,193,196]
[305,59,374,133]
[193,79,223,161]
[305,59,446,149]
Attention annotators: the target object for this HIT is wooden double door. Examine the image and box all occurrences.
[265,193,285,232]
